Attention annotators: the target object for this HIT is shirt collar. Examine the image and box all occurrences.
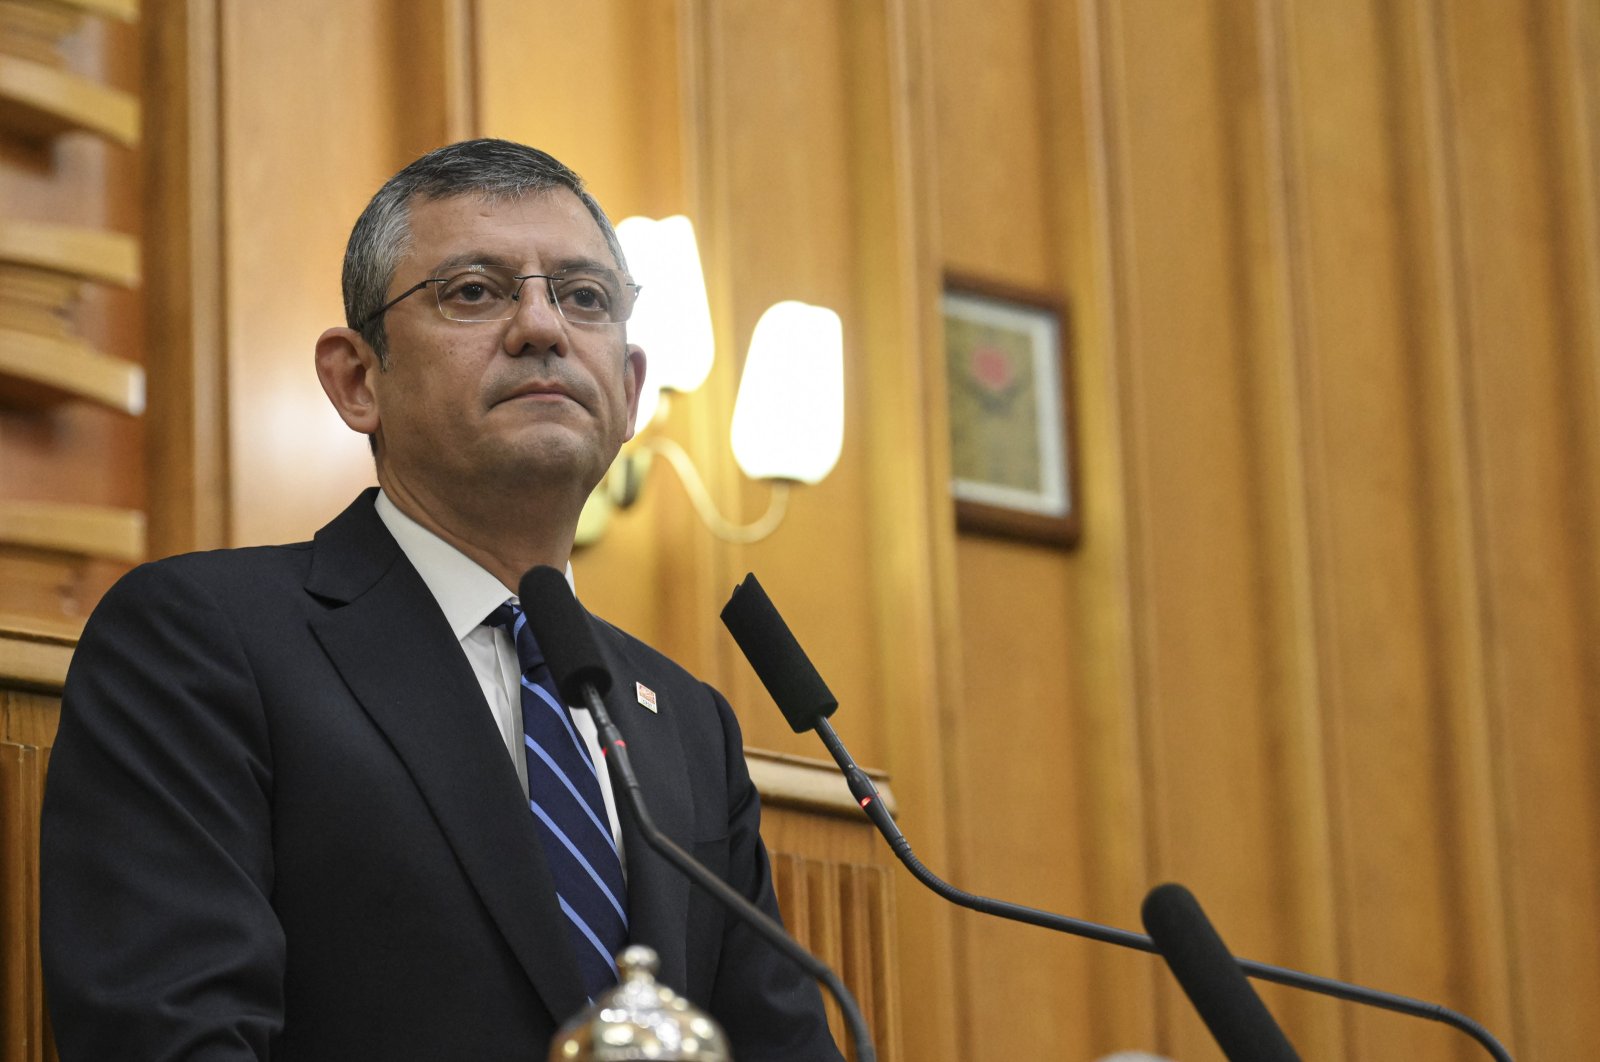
[374,489,576,640]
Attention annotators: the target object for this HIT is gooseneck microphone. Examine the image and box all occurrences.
[517,566,875,1062]
[1142,883,1300,1061]
[720,572,1515,1062]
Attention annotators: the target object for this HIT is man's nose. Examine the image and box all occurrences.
[503,277,566,356]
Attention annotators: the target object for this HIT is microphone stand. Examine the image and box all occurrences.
[578,683,877,1062]
[815,717,1512,1062]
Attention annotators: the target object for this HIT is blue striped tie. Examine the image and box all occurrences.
[486,602,628,999]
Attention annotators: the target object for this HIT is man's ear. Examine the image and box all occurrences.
[315,327,383,437]
[622,342,648,441]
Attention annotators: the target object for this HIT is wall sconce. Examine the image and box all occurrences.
[615,214,714,429]
[576,217,844,547]
[730,300,844,485]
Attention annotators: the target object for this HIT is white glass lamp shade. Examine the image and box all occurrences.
[616,215,715,399]
[730,301,845,485]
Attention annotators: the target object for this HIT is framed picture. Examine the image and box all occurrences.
[942,274,1079,547]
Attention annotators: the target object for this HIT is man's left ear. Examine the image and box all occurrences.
[623,343,648,441]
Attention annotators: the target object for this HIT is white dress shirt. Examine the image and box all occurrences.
[374,490,625,863]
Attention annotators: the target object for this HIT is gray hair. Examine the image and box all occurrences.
[342,139,627,366]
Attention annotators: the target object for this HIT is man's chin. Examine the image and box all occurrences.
[484,436,616,492]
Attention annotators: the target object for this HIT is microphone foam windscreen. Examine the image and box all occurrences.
[1141,883,1301,1062]
[720,573,838,733]
[518,565,614,702]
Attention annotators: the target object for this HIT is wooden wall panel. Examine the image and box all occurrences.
[936,0,1597,1059]
[217,0,400,547]
[1440,1,1600,1057]
[932,1,1109,1058]
[1271,1,1510,1055]
[951,542,1101,1057]
[0,740,47,1062]
[1098,1,1339,1055]
[143,0,226,557]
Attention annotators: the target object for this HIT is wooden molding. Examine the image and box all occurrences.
[0,328,145,413]
[0,614,80,694]
[745,748,896,819]
[0,501,145,562]
[0,218,139,288]
[30,0,139,21]
[0,264,78,340]
[139,0,226,555]
[0,53,139,146]
[0,1,80,65]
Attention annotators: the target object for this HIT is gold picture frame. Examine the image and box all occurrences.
[942,274,1079,547]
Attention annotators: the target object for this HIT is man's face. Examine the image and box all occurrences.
[367,189,644,509]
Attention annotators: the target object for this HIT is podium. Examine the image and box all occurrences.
[0,618,900,1062]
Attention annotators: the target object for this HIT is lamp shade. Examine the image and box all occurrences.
[616,215,715,398]
[730,301,844,484]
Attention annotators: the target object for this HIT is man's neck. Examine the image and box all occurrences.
[376,471,577,594]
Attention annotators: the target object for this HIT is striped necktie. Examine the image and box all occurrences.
[486,601,628,999]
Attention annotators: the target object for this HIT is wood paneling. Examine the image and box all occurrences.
[763,779,904,1062]
[0,5,144,626]
[934,1,1141,1057]
[0,330,144,413]
[0,220,136,285]
[932,0,1598,1058]
[141,0,226,556]
[0,740,47,1062]
[1439,1,1600,1056]
[205,0,486,552]
[0,500,143,560]
[0,53,138,146]
[40,0,137,20]
[0,620,76,702]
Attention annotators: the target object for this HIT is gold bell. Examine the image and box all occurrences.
[548,945,733,1061]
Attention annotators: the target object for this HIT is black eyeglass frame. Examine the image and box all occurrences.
[357,269,642,330]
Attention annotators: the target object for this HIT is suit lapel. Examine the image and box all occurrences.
[304,493,589,1025]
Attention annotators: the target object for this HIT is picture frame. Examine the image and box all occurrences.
[941,273,1079,547]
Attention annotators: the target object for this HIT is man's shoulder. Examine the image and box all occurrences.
[71,545,314,657]
[105,490,385,607]
[113,540,316,598]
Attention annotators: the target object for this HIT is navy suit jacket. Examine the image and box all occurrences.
[41,490,841,1060]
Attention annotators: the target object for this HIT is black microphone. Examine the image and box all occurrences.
[517,565,875,1062]
[719,572,1515,1062]
[1142,883,1300,1061]
[720,575,837,733]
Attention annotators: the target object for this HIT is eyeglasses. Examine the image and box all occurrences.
[360,263,641,328]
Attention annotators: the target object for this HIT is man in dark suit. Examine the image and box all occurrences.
[41,139,842,1060]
